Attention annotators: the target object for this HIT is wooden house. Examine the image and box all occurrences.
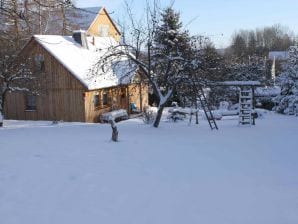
[4,7,148,123]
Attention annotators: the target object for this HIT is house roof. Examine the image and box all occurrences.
[34,34,136,90]
[11,6,121,37]
[66,7,102,31]
[217,81,262,86]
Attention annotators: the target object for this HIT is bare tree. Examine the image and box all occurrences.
[0,0,76,50]
[92,2,197,128]
[0,52,34,127]
[228,24,296,59]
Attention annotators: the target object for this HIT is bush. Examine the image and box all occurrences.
[274,95,298,114]
[255,98,275,110]
[142,106,156,124]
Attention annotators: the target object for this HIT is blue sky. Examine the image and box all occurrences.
[75,0,298,48]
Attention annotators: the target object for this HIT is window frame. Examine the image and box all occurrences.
[98,25,109,37]
[93,93,100,109]
[102,92,109,106]
[34,54,45,72]
[25,94,37,111]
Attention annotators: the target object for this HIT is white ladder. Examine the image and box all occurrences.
[239,88,253,125]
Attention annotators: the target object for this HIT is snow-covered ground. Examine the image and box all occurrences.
[1,113,298,224]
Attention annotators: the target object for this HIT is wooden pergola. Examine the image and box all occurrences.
[211,81,263,125]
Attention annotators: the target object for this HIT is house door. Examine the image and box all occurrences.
[120,87,128,109]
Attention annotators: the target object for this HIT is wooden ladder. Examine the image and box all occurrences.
[239,87,253,125]
[197,86,218,130]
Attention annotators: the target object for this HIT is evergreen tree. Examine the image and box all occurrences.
[154,7,189,56]
[149,7,192,126]
[153,7,191,89]
[274,46,298,114]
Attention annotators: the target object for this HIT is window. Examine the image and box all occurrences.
[133,73,141,83]
[103,92,109,106]
[121,88,126,98]
[34,54,45,71]
[93,93,100,108]
[25,94,37,111]
[99,25,109,37]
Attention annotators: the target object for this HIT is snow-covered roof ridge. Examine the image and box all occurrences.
[34,34,136,90]
[255,86,281,97]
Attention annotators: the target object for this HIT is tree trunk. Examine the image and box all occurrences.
[0,111,3,127]
[0,98,3,127]
[109,119,118,142]
[0,94,4,127]
[61,6,67,35]
[195,101,199,125]
[188,102,193,126]
[153,105,165,128]
[0,110,3,127]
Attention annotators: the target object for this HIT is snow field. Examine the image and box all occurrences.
[0,114,298,224]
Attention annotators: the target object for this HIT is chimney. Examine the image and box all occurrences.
[72,30,89,49]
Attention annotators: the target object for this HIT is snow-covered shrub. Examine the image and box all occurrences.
[142,106,156,124]
[253,109,269,119]
[167,111,187,122]
[274,95,298,114]
[256,98,275,110]
[219,101,229,110]
[274,46,298,114]
[255,86,280,110]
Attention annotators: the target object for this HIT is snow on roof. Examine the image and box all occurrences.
[219,81,262,86]
[34,35,136,90]
[268,51,289,60]
[255,86,281,97]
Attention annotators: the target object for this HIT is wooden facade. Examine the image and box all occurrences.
[5,39,86,122]
[84,83,148,123]
[5,38,148,122]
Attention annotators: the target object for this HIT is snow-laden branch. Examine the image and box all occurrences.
[159,88,173,106]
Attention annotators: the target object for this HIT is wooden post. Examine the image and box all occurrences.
[139,82,143,112]
[126,86,130,115]
[195,101,199,125]
[188,101,194,126]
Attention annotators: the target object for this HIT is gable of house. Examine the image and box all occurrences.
[87,7,121,42]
